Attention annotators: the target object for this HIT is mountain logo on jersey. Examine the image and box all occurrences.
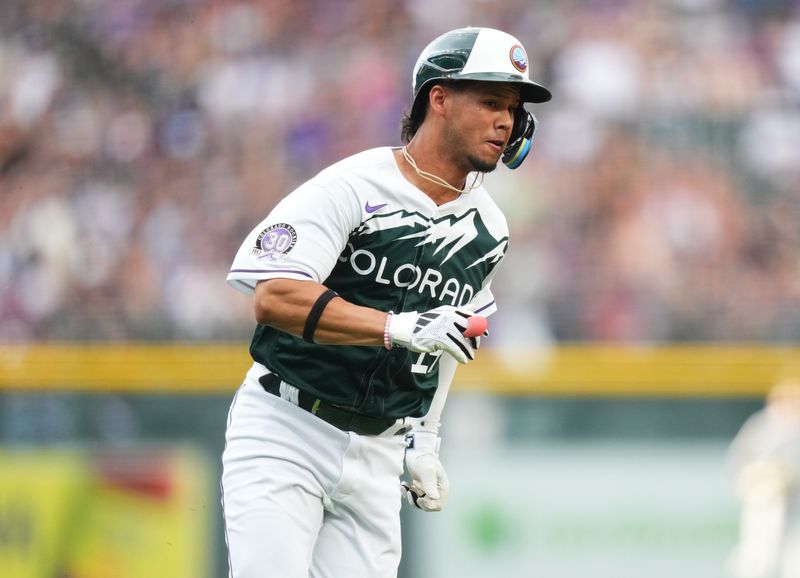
[356,208,501,267]
[252,223,297,260]
[398,211,478,264]
[337,208,507,309]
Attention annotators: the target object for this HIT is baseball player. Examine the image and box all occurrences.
[728,381,800,578]
[221,27,550,578]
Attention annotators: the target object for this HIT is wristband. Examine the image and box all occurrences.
[383,312,393,350]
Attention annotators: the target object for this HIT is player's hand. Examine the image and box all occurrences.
[389,306,479,364]
[402,430,449,512]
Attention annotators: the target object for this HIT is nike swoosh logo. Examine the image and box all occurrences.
[365,201,388,213]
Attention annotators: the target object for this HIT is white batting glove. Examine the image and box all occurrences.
[401,429,449,512]
[389,306,477,364]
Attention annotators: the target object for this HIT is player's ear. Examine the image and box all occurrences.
[427,84,450,116]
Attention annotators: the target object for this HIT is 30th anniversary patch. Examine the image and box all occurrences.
[251,223,297,260]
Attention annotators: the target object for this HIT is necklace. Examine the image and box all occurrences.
[401,146,483,195]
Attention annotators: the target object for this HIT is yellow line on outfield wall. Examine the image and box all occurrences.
[1,343,800,396]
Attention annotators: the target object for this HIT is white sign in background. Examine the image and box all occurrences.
[405,442,740,578]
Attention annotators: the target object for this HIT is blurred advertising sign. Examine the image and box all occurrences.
[408,442,739,578]
[0,449,211,578]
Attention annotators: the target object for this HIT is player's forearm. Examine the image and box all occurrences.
[415,353,459,431]
[254,278,386,346]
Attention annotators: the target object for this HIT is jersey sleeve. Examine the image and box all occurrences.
[227,181,360,295]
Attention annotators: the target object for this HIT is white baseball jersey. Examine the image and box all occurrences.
[227,147,508,418]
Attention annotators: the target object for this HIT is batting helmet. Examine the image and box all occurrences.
[410,27,551,169]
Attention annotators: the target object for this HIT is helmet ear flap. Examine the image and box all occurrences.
[502,109,537,169]
[509,106,529,143]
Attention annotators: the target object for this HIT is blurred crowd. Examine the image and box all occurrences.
[1,0,799,343]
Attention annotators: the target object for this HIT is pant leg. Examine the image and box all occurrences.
[221,371,351,578]
[310,433,407,578]
[223,454,324,578]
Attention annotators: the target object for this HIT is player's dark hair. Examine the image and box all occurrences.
[400,108,423,144]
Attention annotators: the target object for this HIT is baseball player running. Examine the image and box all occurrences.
[221,27,550,578]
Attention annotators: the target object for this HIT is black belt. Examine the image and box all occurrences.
[259,373,403,436]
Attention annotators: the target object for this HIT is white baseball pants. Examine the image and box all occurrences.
[221,364,407,578]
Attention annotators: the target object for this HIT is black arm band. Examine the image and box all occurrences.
[302,289,338,343]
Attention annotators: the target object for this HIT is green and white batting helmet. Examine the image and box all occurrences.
[411,27,552,118]
[410,27,551,169]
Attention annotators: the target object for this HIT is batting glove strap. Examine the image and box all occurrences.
[405,430,440,453]
[387,311,418,347]
[389,306,475,364]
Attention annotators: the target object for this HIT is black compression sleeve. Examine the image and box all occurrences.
[302,289,338,343]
